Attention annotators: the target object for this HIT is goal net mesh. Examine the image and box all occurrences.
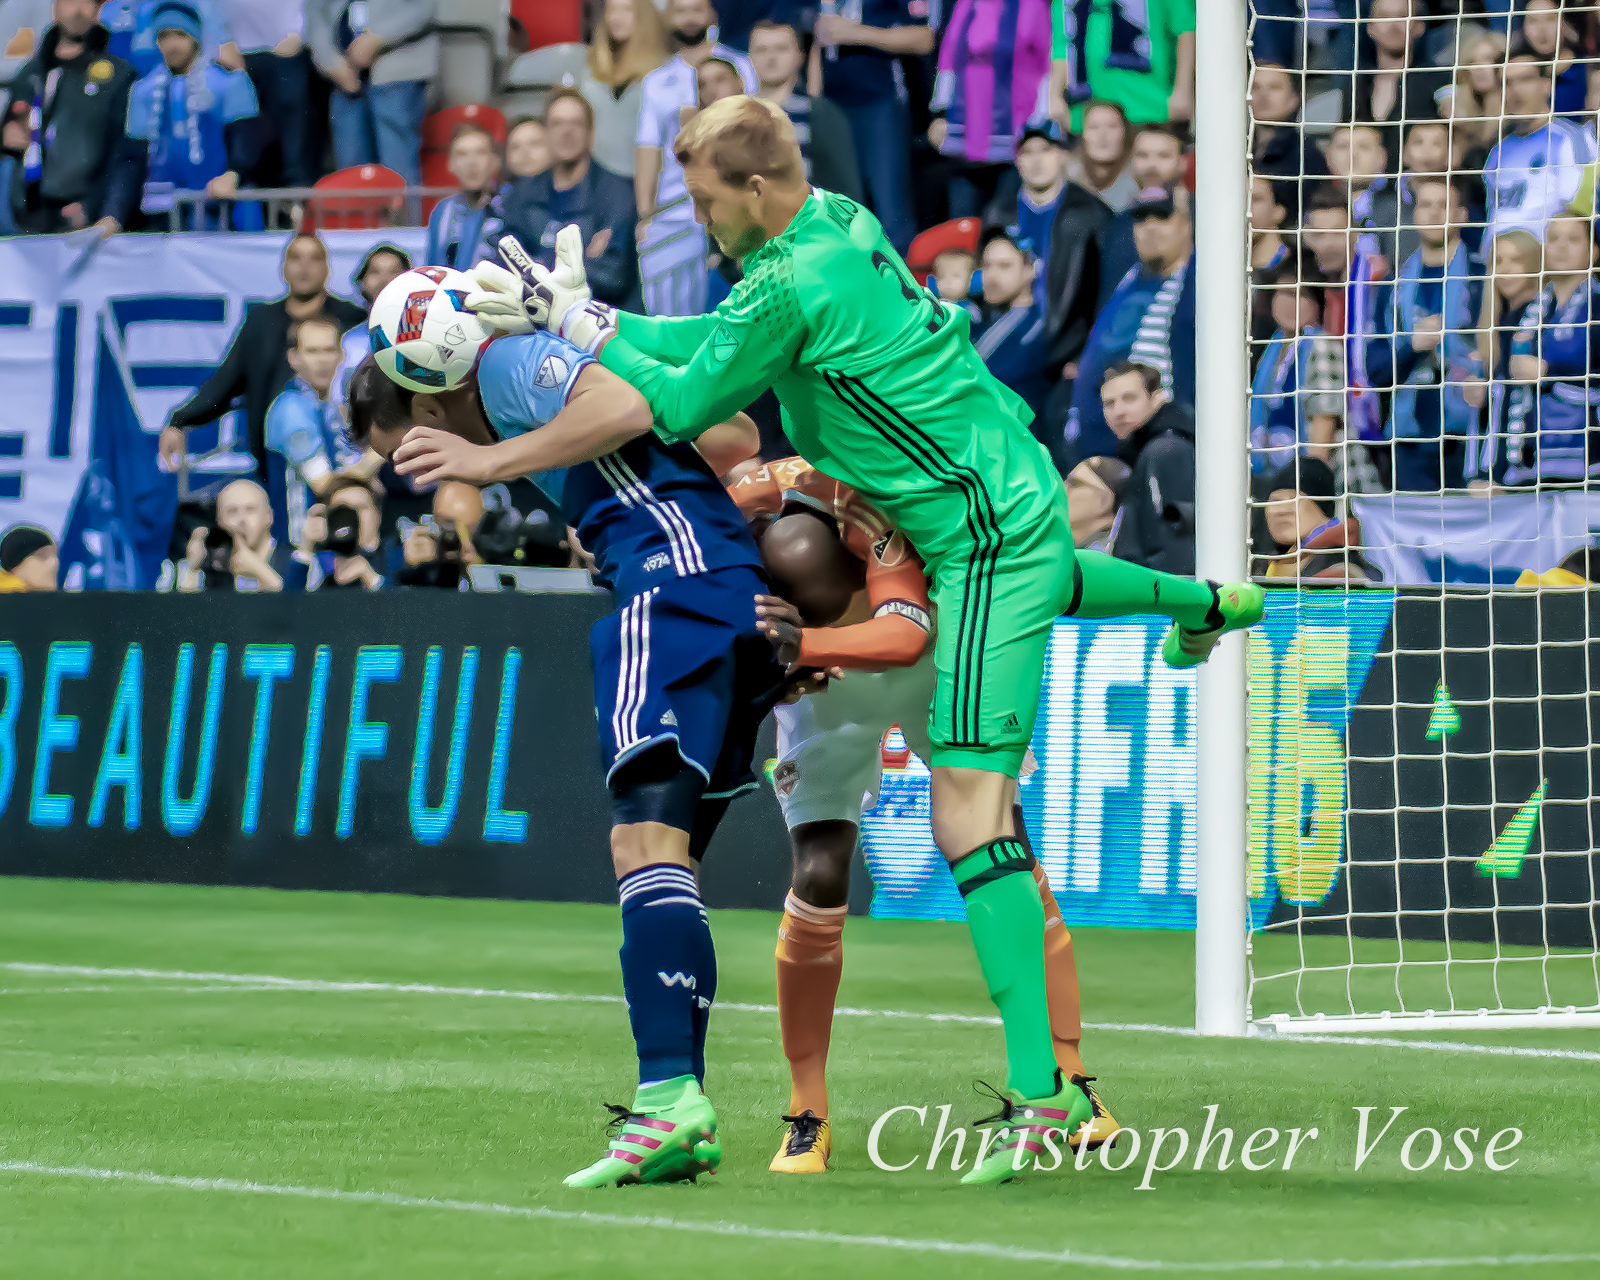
[1242,0,1600,1030]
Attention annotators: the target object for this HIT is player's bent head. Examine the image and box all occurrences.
[759,511,864,627]
[348,355,416,458]
[351,354,487,458]
[675,95,805,257]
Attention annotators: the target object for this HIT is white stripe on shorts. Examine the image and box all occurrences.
[612,589,659,753]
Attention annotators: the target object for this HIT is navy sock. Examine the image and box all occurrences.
[618,863,717,1087]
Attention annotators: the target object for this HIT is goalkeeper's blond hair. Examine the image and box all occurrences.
[673,95,806,189]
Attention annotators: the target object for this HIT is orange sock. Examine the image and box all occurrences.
[1033,864,1087,1079]
[774,891,846,1119]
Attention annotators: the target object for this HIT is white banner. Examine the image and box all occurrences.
[1353,491,1600,585]
[0,227,427,542]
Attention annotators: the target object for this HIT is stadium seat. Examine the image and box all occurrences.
[421,150,455,188]
[499,41,586,120]
[424,104,509,150]
[906,218,980,285]
[303,165,407,231]
[434,0,509,108]
[516,0,580,50]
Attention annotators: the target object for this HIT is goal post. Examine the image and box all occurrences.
[1198,4,1600,1038]
[1193,0,1254,1038]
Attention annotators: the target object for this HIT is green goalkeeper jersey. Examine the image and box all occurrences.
[598,189,1062,571]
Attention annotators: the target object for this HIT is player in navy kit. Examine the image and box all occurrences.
[347,329,787,1189]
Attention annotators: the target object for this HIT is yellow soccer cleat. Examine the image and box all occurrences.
[1066,1076,1122,1152]
[769,1110,831,1173]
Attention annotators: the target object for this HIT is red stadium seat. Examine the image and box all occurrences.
[906,218,981,285]
[303,165,407,231]
[423,104,508,150]
[516,0,580,50]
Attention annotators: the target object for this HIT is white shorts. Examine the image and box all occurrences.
[771,658,938,829]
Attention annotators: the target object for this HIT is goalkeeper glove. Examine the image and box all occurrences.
[463,228,618,355]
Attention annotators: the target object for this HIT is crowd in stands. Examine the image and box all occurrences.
[5,0,1600,591]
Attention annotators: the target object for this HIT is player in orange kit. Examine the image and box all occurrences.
[727,458,1121,1173]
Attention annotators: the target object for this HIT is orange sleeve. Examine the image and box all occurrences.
[727,462,785,519]
[797,530,932,670]
[799,612,930,669]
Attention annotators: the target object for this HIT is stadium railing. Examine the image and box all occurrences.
[150,187,463,232]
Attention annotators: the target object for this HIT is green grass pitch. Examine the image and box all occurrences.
[2,876,1597,1279]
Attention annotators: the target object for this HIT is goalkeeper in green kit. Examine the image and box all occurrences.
[465,95,1262,1186]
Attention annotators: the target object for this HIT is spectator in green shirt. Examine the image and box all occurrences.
[1047,0,1195,132]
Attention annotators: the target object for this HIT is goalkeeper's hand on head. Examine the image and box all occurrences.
[463,227,617,355]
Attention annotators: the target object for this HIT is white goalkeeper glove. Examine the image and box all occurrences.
[463,227,618,355]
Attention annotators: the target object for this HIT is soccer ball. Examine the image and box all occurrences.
[368,266,495,394]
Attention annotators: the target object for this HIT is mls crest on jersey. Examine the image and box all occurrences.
[535,354,569,389]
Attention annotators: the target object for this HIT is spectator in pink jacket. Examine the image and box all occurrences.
[929,0,1053,218]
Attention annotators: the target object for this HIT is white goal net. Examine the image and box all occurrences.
[1238,0,1600,1033]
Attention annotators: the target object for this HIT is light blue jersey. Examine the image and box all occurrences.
[266,377,359,545]
[125,60,257,196]
[476,333,763,600]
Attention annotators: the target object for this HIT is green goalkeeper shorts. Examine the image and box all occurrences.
[926,489,1078,777]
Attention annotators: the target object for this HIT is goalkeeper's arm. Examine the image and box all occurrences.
[615,312,718,366]
[600,317,798,443]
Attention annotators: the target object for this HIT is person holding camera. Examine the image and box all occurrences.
[176,478,283,591]
[293,477,384,590]
[396,480,479,589]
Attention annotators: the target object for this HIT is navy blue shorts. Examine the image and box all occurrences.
[592,565,787,800]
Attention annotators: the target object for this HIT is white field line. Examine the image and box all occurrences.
[6,962,1600,1064]
[3,1160,1598,1273]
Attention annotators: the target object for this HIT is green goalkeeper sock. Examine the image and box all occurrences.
[1069,549,1220,629]
[951,839,1059,1099]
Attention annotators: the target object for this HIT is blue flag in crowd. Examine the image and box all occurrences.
[57,315,177,590]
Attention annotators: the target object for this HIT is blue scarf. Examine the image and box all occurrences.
[1062,0,1152,105]
[141,63,210,212]
[1345,248,1386,441]
[1250,326,1321,473]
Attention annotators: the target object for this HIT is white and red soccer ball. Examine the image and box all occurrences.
[368,266,495,394]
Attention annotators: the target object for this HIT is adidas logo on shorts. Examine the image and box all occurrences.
[661,710,678,726]
[1002,712,1020,731]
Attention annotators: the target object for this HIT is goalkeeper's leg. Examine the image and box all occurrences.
[1066,550,1264,670]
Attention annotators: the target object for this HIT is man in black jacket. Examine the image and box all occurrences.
[160,233,366,542]
[1099,361,1196,575]
[1,0,137,233]
[497,88,639,309]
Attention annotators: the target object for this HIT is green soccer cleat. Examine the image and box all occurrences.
[563,1075,721,1188]
[1161,581,1265,669]
[959,1071,1094,1186]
